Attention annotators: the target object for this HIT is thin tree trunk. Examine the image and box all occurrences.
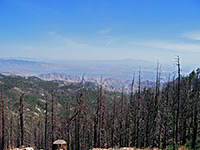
[111,96,116,148]
[153,62,161,147]
[98,83,102,148]
[136,68,141,148]
[45,96,48,149]
[120,88,124,148]
[51,86,54,143]
[128,75,135,147]
[1,86,5,150]
[176,56,181,147]
[192,74,199,149]
[162,77,170,149]
[66,101,70,150]
[20,93,25,147]
[10,114,13,148]
[80,92,84,150]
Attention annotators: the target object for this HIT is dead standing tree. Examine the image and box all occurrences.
[161,75,171,149]
[136,68,141,148]
[1,86,5,150]
[45,96,48,149]
[192,69,199,149]
[65,100,71,150]
[75,97,80,150]
[119,87,124,148]
[175,56,181,147]
[74,75,87,150]
[179,77,189,146]
[94,77,105,148]
[152,62,161,147]
[51,86,55,144]
[19,93,25,147]
[111,95,117,148]
[128,75,135,147]
[98,84,102,148]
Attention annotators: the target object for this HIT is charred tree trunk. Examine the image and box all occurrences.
[181,78,189,146]
[20,93,25,147]
[136,68,141,148]
[111,96,116,148]
[101,89,107,148]
[120,88,124,148]
[162,76,170,149]
[10,114,13,148]
[128,75,135,147]
[51,86,55,144]
[93,115,97,148]
[94,78,103,148]
[75,100,80,150]
[152,62,161,147]
[172,78,176,150]
[98,85,102,148]
[66,101,71,150]
[45,96,48,149]
[192,73,199,149]
[175,56,181,147]
[1,86,5,150]
[80,92,84,150]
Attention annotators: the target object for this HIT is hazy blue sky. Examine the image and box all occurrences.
[0,0,200,66]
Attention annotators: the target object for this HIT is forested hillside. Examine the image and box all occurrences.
[0,66,200,149]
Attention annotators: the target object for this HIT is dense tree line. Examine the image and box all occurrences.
[0,62,200,149]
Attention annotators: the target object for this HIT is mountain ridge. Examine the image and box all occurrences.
[0,58,175,81]
[37,72,155,93]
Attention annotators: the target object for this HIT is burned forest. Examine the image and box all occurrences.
[0,63,200,150]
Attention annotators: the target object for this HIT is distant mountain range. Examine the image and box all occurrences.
[0,58,178,81]
[37,73,155,93]
[0,58,194,92]
[0,59,64,74]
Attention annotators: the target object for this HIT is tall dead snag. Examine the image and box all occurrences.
[119,87,124,147]
[140,87,146,148]
[162,75,170,149]
[75,75,85,150]
[98,85,102,148]
[152,62,161,147]
[66,101,70,150]
[51,86,55,144]
[98,78,104,148]
[94,109,97,148]
[157,63,162,148]
[175,56,181,147]
[45,96,48,149]
[171,77,176,150]
[144,87,153,147]
[80,92,84,150]
[180,77,189,146]
[19,93,25,147]
[94,77,104,148]
[128,75,135,147]
[75,97,80,150]
[80,75,86,150]
[1,86,5,150]
[10,113,13,148]
[101,88,107,148]
[192,69,199,149]
[136,68,141,148]
[111,95,117,148]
